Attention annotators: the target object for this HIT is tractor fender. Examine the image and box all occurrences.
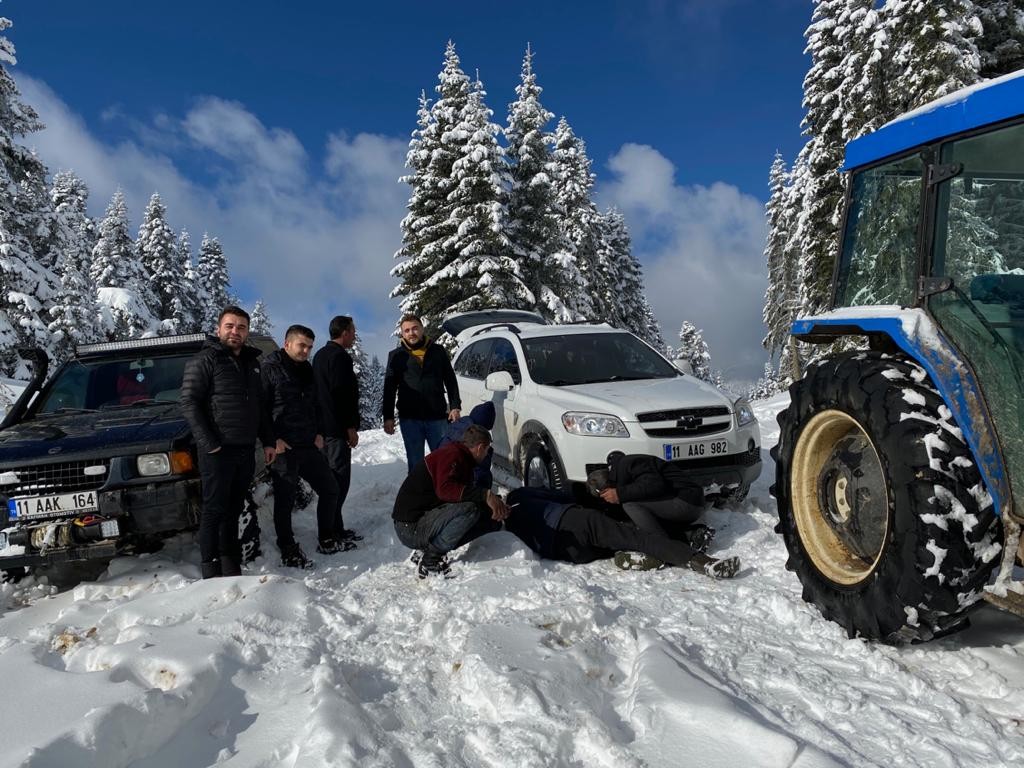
[791,308,1011,519]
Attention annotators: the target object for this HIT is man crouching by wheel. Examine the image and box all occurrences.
[392,425,508,579]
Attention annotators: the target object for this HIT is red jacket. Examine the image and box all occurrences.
[392,441,488,523]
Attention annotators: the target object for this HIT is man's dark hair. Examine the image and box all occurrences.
[285,324,315,341]
[587,468,612,497]
[329,315,354,340]
[400,313,423,327]
[462,424,492,448]
[219,305,250,324]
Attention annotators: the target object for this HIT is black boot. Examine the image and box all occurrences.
[687,552,740,579]
[220,555,242,577]
[201,560,222,579]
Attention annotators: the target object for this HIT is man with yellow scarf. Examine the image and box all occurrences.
[383,314,462,472]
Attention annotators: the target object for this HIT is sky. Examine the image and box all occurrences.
[4,0,812,381]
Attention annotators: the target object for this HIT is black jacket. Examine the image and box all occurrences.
[382,340,460,422]
[261,349,321,447]
[180,338,272,453]
[609,454,703,507]
[312,341,360,436]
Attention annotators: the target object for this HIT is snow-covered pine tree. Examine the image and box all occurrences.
[249,300,273,336]
[47,171,99,361]
[174,230,205,333]
[0,17,59,374]
[359,355,385,430]
[762,152,794,361]
[838,0,889,141]
[430,74,527,320]
[887,0,981,115]
[551,116,607,322]
[196,233,229,330]
[600,208,663,348]
[976,0,1024,78]
[391,42,473,334]
[506,47,581,323]
[91,190,154,339]
[748,362,785,400]
[675,321,713,383]
[137,192,181,334]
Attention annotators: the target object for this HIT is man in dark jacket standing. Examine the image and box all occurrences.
[263,324,346,568]
[181,306,275,579]
[392,425,508,578]
[312,315,362,544]
[383,314,461,472]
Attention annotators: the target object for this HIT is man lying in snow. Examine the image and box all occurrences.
[504,486,740,579]
[392,424,509,579]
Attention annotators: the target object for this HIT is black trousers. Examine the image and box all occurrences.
[555,506,696,566]
[270,446,339,547]
[621,497,703,539]
[322,436,352,533]
[198,445,256,565]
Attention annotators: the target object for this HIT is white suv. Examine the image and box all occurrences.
[444,311,761,501]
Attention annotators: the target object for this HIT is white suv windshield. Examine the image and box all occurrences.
[521,333,677,386]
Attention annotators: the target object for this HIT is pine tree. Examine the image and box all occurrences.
[551,117,604,322]
[762,152,794,360]
[175,230,204,333]
[391,42,473,333]
[887,0,981,115]
[838,0,889,141]
[430,75,526,318]
[675,321,713,382]
[359,355,386,430]
[249,299,273,335]
[137,192,181,332]
[196,233,229,329]
[506,47,581,322]
[601,209,662,347]
[47,171,99,361]
[976,0,1024,78]
[91,190,153,339]
[0,17,59,373]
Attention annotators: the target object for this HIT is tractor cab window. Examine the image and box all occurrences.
[835,153,924,308]
[929,119,1024,524]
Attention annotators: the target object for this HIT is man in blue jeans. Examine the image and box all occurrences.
[392,425,508,578]
[382,314,461,472]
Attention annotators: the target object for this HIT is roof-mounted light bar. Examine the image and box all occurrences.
[76,333,209,356]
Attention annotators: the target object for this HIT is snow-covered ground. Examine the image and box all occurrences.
[3,395,1024,767]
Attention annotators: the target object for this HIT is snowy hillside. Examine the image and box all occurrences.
[2,396,1024,767]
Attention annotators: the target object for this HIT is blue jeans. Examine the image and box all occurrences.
[394,501,482,556]
[400,418,448,471]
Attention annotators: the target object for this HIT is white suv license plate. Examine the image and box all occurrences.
[664,440,728,460]
[7,491,98,520]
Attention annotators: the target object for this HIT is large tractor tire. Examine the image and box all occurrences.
[771,352,1001,643]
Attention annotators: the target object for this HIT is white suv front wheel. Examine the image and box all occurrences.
[521,437,569,492]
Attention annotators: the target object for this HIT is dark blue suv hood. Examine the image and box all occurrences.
[0,405,189,465]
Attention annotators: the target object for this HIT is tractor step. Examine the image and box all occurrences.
[983,513,1024,618]
[982,589,1024,619]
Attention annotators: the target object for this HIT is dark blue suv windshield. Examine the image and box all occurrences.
[522,333,677,386]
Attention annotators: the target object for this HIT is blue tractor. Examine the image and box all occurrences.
[773,72,1024,642]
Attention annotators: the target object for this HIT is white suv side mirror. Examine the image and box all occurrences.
[485,371,515,392]
[674,359,694,375]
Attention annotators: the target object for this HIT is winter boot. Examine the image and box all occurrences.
[281,543,314,569]
[317,538,356,555]
[417,551,454,580]
[410,550,424,565]
[339,528,364,543]
[200,560,222,579]
[686,552,740,579]
[220,555,242,577]
[684,524,715,554]
[613,551,666,571]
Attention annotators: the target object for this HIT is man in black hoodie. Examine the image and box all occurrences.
[181,306,275,579]
[262,324,346,568]
[312,315,362,544]
[382,314,461,472]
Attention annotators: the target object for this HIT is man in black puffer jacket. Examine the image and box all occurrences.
[181,306,275,579]
[261,324,346,568]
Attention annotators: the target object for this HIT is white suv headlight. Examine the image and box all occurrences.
[734,398,757,427]
[137,453,171,476]
[561,412,630,437]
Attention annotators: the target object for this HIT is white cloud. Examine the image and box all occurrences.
[17,75,408,362]
[599,143,768,382]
